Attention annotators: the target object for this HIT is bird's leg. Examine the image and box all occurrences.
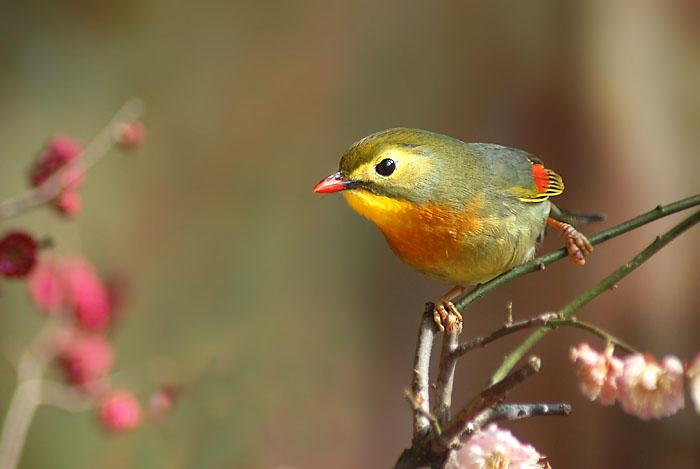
[547,217,593,266]
[433,285,466,333]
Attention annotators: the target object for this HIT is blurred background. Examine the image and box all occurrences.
[1,1,699,468]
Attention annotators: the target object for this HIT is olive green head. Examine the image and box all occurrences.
[336,128,480,205]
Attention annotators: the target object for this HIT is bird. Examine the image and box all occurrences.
[313,128,599,333]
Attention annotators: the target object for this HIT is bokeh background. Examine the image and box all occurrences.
[1,1,700,468]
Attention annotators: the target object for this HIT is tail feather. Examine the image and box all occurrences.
[549,203,606,226]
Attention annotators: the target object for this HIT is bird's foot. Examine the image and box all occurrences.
[432,286,466,333]
[547,217,593,266]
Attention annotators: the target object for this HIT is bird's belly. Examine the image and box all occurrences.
[381,224,535,286]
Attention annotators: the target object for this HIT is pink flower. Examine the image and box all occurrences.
[27,254,111,330]
[52,190,82,217]
[617,353,685,420]
[30,135,86,216]
[687,352,700,415]
[115,121,146,148]
[55,331,114,393]
[0,231,39,278]
[27,256,64,310]
[98,390,143,432]
[61,256,111,330]
[569,343,623,405]
[455,424,543,469]
[30,135,83,187]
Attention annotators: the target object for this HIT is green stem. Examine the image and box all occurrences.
[456,193,700,311]
[546,318,637,354]
[489,208,700,385]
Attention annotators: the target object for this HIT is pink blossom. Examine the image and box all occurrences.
[569,343,623,405]
[687,351,700,415]
[27,256,64,311]
[30,135,83,187]
[455,424,543,469]
[98,390,143,432]
[26,254,111,330]
[52,190,82,217]
[61,256,111,330]
[55,331,114,393]
[0,231,39,278]
[617,353,685,420]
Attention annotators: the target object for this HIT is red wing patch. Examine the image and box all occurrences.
[518,157,565,202]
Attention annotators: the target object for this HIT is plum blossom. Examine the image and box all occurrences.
[455,424,544,469]
[617,353,685,420]
[569,343,623,405]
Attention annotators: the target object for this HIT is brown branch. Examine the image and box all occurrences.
[454,313,561,357]
[437,356,542,451]
[409,304,438,438]
[432,326,459,425]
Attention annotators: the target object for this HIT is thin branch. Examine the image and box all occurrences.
[489,208,700,385]
[433,327,459,425]
[410,304,438,438]
[469,403,571,433]
[454,313,560,357]
[455,193,700,312]
[39,382,93,412]
[0,98,144,220]
[438,356,542,449]
[454,313,636,357]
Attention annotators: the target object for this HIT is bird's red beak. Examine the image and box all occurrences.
[312,172,358,193]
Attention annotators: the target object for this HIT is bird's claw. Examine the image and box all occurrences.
[547,218,593,266]
[433,301,463,334]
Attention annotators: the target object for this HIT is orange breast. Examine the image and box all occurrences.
[342,190,485,281]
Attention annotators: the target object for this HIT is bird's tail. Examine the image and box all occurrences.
[549,203,606,226]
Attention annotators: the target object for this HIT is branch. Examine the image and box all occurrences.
[469,403,571,432]
[409,304,438,438]
[455,194,700,312]
[489,208,700,385]
[0,98,144,220]
[432,326,459,425]
[454,313,636,357]
[438,356,542,449]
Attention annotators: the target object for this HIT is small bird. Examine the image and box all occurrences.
[313,128,598,333]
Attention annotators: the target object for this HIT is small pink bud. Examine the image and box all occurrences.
[456,423,542,468]
[52,190,82,217]
[55,331,114,393]
[617,353,685,420]
[0,231,39,278]
[687,352,700,415]
[570,343,623,405]
[98,390,143,432]
[115,121,146,149]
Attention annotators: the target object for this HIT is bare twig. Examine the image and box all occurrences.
[410,304,438,438]
[433,327,459,425]
[469,403,571,433]
[454,313,636,358]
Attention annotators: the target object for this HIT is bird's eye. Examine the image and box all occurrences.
[375,158,396,177]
